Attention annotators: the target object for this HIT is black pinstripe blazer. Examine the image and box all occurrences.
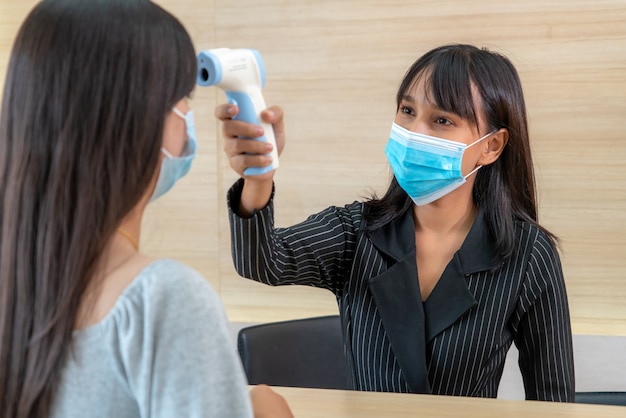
[227,179,575,401]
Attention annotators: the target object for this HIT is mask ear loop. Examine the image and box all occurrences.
[172,107,186,119]
[463,130,496,179]
[162,107,188,158]
[466,130,496,149]
[463,164,482,180]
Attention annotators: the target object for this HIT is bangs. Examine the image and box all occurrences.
[429,57,479,127]
[398,47,480,129]
[148,2,197,106]
[169,29,197,102]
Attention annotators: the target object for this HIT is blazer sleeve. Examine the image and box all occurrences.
[512,231,575,402]
[227,178,360,294]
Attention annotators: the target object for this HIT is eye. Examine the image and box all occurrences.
[399,105,415,116]
[434,116,453,125]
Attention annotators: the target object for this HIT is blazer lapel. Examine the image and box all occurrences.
[423,254,477,342]
[423,208,499,342]
[367,209,431,393]
[365,207,501,390]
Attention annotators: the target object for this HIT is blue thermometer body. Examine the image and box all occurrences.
[197,48,278,176]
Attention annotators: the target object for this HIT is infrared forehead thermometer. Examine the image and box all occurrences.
[196,48,278,176]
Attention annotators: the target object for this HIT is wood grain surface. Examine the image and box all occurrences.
[1,0,624,335]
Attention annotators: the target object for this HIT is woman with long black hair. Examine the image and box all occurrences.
[218,43,575,401]
[0,1,292,417]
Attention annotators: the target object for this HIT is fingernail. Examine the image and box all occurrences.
[265,110,274,119]
[255,127,264,136]
[265,143,273,152]
[227,106,235,115]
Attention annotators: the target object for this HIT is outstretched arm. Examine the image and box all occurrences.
[216,103,286,217]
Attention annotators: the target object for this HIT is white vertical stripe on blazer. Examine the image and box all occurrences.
[227,179,575,401]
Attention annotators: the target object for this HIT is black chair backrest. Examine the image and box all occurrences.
[237,315,351,390]
[575,391,626,406]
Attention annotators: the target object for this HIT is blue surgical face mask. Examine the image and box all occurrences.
[385,122,493,206]
[150,107,198,202]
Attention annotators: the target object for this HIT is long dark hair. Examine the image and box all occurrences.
[365,44,555,261]
[0,0,196,416]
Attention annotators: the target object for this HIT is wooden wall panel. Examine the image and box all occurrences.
[141,1,220,292]
[209,0,626,334]
[1,0,624,335]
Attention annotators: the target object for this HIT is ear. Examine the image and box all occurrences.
[477,128,508,166]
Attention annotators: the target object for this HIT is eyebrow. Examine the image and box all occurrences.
[401,93,450,114]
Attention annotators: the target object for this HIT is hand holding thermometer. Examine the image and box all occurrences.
[196,48,278,176]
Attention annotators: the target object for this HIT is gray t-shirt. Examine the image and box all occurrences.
[51,259,253,418]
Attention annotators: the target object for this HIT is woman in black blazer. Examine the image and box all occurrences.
[218,44,575,401]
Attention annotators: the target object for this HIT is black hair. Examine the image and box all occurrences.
[0,0,196,416]
[365,44,555,261]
